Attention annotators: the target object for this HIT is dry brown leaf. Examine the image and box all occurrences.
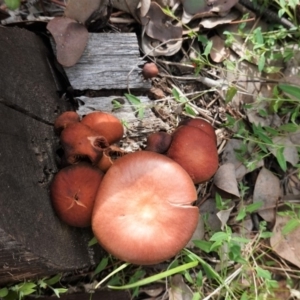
[289,128,300,145]
[140,2,182,43]
[111,0,140,16]
[213,163,240,198]
[270,214,300,268]
[168,274,193,300]
[222,139,264,180]
[47,17,89,67]
[210,35,230,63]
[253,168,281,223]
[269,136,299,166]
[64,0,103,24]
[186,214,204,248]
[217,206,234,230]
[199,198,222,231]
[200,10,239,28]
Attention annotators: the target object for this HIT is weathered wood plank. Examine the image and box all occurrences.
[63,33,151,90]
[0,27,101,284]
[76,96,169,150]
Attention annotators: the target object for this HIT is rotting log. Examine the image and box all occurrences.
[0,27,101,285]
[61,33,151,91]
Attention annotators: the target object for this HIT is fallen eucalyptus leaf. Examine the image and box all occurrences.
[253,168,281,223]
[269,136,299,166]
[200,10,239,28]
[270,214,300,268]
[169,274,193,300]
[210,35,230,63]
[64,0,104,24]
[199,198,222,231]
[213,163,240,198]
[47,17,89,67]
[217,205,234,230]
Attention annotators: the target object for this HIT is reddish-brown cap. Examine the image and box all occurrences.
[92,151,198,265]
[179,118,217,144]
[81,111,124,145]
[142,62,159,79]
[50,163,104,227]
[60,123,109,165]
[96,145,126,172]
[54,111,80,135]
[145,132,172,154]
[167,125,218,184]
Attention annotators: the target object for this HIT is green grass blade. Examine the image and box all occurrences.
[108,261,198,290]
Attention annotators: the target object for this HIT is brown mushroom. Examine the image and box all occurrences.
[142,62,159,79]
[81,111,124,145]
[60,122,109,165]
[96,145,126,172]
[179,118,217,144]
[54,111,80,135]
[92,151,198,265]
[144,131,172,154]
[167,125,218,184]
[50,163,104,227]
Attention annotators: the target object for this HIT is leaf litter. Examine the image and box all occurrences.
[1,0,300,299]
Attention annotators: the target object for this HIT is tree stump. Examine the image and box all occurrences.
[0,27,100,284]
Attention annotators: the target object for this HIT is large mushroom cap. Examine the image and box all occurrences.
[81,111,124,145]
[50,163,104,227]
[179,118,217,144]
[92,151,198,265]
[167,125,218,183]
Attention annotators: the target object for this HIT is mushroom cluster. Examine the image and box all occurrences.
[145,118,219,184]
[50,112,218,265]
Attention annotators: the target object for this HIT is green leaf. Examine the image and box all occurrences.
[19,282,36,296]
[125,93,141,106]
[108,261,198,289]
[276,147,287,172]
[193,240,213,253]
[246,201,263,213]
[278,123,299,132]
[93,257,109,276]
[209,231,228,242]
[88,236,97,247]
[225,86,237,104]
[279,83,300,100]
[112,99,123,109]
[52,288,68,298]
[184,104,196,116]
[0,287,8,297]
[44,274,61,286]
[137,107,145,119]
[203,40,213,57]
[4,0,20,10]
[282,218,300,235]
[255,267,271,279]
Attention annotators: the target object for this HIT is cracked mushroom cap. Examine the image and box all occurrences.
[50,163,104,227]
[81,111,124,145]
[92,151,198,265]
[167,125,218,184]
[60,122,109,165]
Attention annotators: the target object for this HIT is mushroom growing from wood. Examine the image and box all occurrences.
[81,111,124,145]
[92,151,199,265]
[50,163,104,227]
[167,125,218,184]
[60,122,109,165]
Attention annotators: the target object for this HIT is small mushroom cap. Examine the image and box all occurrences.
[54,111,80,135]
[142,62,159,79]
[60,123,109,165]
[179,118,217,144]
[92,151,198,265]
[167,125,218,184]
[145,131,172,153]
[81,111,124,145]
[50,163,104,227]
